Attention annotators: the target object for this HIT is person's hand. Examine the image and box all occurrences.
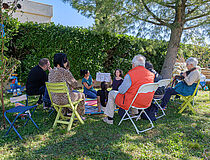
[48,67,52,71]
[182,72,187,78]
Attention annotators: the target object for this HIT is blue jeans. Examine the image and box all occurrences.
[84,89,97,99]
[43,87,51,107]
[161,88,178,108]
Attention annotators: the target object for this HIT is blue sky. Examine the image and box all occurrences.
[33,0,94,27]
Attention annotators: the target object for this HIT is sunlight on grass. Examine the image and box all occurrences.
[0,90,209,159]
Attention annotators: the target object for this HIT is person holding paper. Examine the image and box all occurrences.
[80,69,97,99]
[111,69,124,91]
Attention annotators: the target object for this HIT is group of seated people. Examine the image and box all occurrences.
[26,53,200,124]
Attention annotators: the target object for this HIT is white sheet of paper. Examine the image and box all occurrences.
[96,73,111,82]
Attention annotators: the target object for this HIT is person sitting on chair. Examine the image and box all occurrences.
[26,58,51,105]
[103,54,155,124]
[145,61,162,82]
[110,69,124,91]
[160,57,201,109]
[48,53,85,116]
[97,81,109,112]
[80,69,97,99]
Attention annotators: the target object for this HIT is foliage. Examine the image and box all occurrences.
[6,21,209,83]
[0,0,22,128]
[62,0,210,79]
[8,22,167,82]
[63,0,210,40]
[0,90,209,159]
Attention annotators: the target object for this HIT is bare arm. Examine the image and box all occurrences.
[97,96,101,112]
[83,82,93,89]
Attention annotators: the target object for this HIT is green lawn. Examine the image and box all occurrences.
[0,90,209,160]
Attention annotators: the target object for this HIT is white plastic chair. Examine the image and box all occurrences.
[118,83,159,134]
[153,79,171,119]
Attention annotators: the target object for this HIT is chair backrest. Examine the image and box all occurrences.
[157,79,171,87]
[45,82,72,106]
[130,83,159,108]
[192,80,200,97]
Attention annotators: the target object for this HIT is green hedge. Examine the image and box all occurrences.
[7,21,209,82]
[8,22,167,81]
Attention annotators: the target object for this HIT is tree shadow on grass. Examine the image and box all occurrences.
[1,103,209,159]
[0,107,56,145]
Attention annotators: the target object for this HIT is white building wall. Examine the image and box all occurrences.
[3,0,53,23]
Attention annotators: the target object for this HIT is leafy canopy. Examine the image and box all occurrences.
[63,0,210,42]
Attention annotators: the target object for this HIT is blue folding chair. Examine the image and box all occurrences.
[4,96,39,140]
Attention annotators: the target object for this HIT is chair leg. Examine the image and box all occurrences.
[154,100,165,119]
[136,110,144,121]
[53,107,62,128]
[67,110,76,131]
[4,112,23,140]
[138,110,154,133]
[118,110,129,125]
[24,106,38,127]
[188,103,196,114]
[178,100,192,113]
[74,104,84,125]
[48,107,55,117]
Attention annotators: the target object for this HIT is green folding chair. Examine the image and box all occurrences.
[46,82,84,131]
[177,80,200,114]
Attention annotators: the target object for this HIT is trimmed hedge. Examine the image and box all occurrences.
[8,22,167,82]
[7,21,209,82]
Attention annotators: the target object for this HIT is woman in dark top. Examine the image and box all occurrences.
[97,82,109,112]
[111,69,123,91]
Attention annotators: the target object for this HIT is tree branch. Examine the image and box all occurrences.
[186,6,199,15]
[126,11,165,26]
[140,18,164,26]
[141,0,169,27]
[184,22,206,30]
[155,2,175,9]
[185,12,210,22]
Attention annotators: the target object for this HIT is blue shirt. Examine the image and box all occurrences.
[82,75,94,92]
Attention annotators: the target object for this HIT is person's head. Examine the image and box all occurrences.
[145,61,154,70]
[39,58,50,71]
[80,69,90,77]
[114,69,123,77]
[101,81,108,91]
[53,53,68,68]
[186,57,198,70]
[132,54,146,68]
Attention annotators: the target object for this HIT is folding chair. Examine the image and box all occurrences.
[4,94,39,140]
[118,83,159,134]
[153,79,171,119]
[46,82,84,131]
[178,80,200,114]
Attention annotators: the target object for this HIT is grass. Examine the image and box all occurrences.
[0,90,209,160]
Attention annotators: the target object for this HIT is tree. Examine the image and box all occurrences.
[0,0,21,128]
[62,0,209,78]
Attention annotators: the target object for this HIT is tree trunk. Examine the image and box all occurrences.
[161,26,183,79]
[0,79,6,129]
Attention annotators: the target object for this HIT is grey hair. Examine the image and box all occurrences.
[132,54,146,67]
[186,57,198,67]
[39,58,49,67]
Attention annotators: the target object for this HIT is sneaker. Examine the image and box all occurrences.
[103,117,113,124]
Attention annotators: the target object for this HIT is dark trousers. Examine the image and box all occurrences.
[26,86,45,104]
[161,88,178,108]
